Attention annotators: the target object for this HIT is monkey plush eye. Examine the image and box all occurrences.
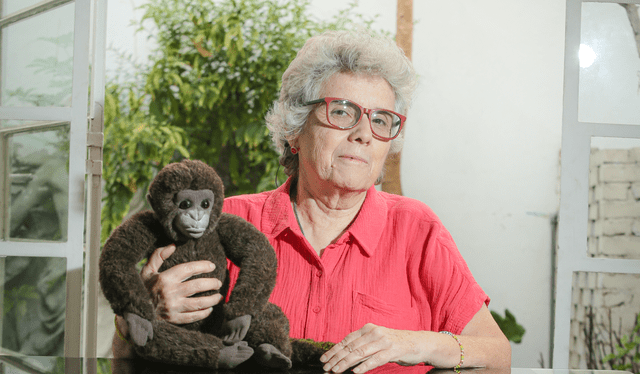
[201,199,211,209]
[178,199,193,209]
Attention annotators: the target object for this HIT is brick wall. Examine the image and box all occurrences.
[568,148,640,369]
[588,148,640,259]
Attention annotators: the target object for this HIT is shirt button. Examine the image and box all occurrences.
[313,306,321,313]
[316,270,323,277]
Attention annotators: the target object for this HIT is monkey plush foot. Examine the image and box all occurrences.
[253,343,293,369]
[217,341,254,369]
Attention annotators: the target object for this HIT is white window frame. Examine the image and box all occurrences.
[554,0,640,368]
[0,0,105,358]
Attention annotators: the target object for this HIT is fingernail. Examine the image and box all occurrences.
[209,262,215,270]
[323,364,331,371]
[320,355,327,363]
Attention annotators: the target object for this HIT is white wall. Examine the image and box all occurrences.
[106,0,567,367]
[403,1,566,368]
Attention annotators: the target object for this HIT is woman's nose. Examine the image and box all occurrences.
[348,115,373,143]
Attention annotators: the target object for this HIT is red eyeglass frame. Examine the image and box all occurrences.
[303,97,406,140]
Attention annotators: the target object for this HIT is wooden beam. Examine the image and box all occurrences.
[382,0,413,195]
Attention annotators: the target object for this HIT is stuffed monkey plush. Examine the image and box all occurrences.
[100,159,299,369]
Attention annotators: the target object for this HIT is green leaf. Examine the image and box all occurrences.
[491,309,526,344]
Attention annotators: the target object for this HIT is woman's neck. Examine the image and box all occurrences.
[291,177,367,256]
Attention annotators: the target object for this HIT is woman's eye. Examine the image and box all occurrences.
[372,118,389,127]
[372,112,393,128]
[178,200,192,209]
[331,109,350,117]
[201,199,211,209]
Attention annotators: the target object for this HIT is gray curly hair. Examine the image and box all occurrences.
[265,29,417,177]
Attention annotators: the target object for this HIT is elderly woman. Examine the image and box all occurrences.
[114,30,511,372]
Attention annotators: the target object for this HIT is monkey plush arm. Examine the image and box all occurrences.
[99,211,168,321]
[216,213,278,320]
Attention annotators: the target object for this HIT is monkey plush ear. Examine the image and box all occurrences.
[146,193,153,209]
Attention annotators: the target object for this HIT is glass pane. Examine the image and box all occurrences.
[7,125,69,242]
[2,0,43,16]
[569,271,640,370]
[588,137,640,260]
[579,3,640,126]
[0,3,74,107]
[1,256,66,356]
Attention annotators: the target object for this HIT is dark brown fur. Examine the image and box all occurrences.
[99,160,292,368]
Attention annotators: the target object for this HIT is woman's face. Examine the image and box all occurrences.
[295,72,395,193]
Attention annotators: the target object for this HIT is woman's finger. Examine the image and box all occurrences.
[322,324,404,373]
[140,244,176,280]
[183,293,225,312]
[171,260,217,282]
[351,351,389,374]
[322,326,372,372]
[179,277,222,297]
[322,327,366,363]
[148,260,216,294]
[160,305,215,325]
[322,323,377,360]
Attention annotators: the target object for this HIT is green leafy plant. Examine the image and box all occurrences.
[101,82,189,243]
[602,313,640,373]
[491,308,526,343]
[138,0,322,196]
[583,306,640,373]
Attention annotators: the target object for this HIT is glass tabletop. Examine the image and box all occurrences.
[0,356,633,374]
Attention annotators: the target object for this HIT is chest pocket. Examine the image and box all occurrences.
[351,291,421,331]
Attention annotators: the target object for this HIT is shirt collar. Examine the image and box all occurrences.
[261,177,300,237]
[261,178,388,257]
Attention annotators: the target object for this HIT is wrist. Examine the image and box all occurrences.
[439,331,464,372]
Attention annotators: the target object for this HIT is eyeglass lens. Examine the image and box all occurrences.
[326,100,401,139]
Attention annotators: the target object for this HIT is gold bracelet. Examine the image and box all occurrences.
[114,315,134,346]
[439,331,464,373]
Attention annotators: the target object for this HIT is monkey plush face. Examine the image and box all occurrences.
[173,189,215,239]
[147,160,225,242]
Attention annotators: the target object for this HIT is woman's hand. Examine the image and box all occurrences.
[140,244,224,324]
[320,305,511,373]
[320,324,435,373]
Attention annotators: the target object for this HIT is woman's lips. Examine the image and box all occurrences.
[340,155,367,163]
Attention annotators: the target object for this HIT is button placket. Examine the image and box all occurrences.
[305,263,326,337]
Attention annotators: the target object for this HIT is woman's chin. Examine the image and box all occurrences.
[327,178,374,194]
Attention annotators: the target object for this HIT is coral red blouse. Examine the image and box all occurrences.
[223,178,488,343]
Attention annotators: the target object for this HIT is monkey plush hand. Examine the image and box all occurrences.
[99,160,293,369]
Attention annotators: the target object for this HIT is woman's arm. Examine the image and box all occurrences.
[320,304,510,373]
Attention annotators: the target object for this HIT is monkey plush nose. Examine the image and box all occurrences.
[189,209,206,221]
[176,208,211,239]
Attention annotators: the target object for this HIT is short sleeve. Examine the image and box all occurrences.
[409,220,489,334]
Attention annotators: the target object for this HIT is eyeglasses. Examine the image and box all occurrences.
[303,97,405,140]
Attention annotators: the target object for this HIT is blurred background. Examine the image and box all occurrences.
[1,0,638,371]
